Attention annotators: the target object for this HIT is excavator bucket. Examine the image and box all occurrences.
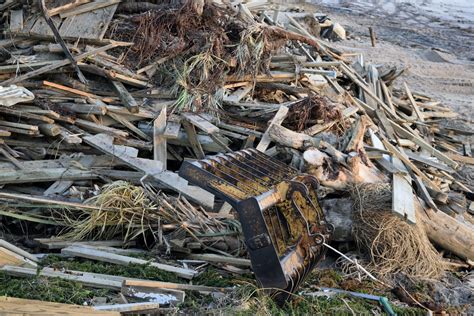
[179,149,333,303]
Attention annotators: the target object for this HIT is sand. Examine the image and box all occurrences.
[297,1,474,119]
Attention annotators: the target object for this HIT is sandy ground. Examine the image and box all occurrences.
[297,1,474,119]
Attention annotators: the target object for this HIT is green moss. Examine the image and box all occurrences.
[0,271,113,305]
[41,255,181,283]
[193,267,254,287]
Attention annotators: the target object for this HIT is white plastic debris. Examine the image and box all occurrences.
[0,85,35,107]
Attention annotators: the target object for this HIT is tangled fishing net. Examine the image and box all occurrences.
[350,183,445,280]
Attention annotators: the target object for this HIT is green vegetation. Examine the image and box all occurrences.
[0,271,113,305]
[0,257,425,314]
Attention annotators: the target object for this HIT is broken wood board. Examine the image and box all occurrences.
[256,105,289,152]
[61,245,197,279]
[83,133,214,208]
[121,284,185,306]
[0,296,119,316]
[59,2,119,40]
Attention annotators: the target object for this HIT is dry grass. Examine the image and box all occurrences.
[55,181,243,253]
[350,183,446,281]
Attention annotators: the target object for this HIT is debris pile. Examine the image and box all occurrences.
[0,0,472,314]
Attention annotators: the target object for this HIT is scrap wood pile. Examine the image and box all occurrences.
[0,0,473,314]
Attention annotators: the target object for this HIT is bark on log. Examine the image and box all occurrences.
[418,203,474,261]
[268,124,319,150]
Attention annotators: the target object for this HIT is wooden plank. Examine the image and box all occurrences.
[2,42,131,85]
[0,107,54,124]
[108,112,150,140]
[75,118,128,137]
[404,82,424,122]
[0,296,119,316]
[182,113,219,134]
[224,83,253,103]
[123,279,227,294]
[43,80,97,99]
[164,118,181,140]
[94,303,160,313]
[404,150,455,173]
[0,239,39,263]
[35,238,130,250]
[62,245,197,279]
[256,105,288,152]
[9,9,23,32]
[182,120,205,159]
[0,247,36,268]
[0,168,97,184]
[185,253,251,267]
[59,0,121,18]
[49,0,91,16]
[154,107,167,169]
[121,285,184,306]
[382,137,440,191]
[390,121,458,168]
[83,134,214,208]
[110,80,139,113]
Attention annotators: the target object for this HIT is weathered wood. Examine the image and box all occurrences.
[9,9,23,32]
[123,279,227,294]
[0,168,97,184]
[404,82,424,122]
[59,0,121,18]
[111,80,139,113]
[94,302,161,313]
[268,124,319,150]
[0,296,119,316]
[121,285,185,306]
[256,105,289,152]
[62,245,197,279]
[35,238,131,250]
[164,116,181,139]
[417,203,474,261]
[154,107,167,169]
[182,113,219,134]
[0,247,36,268]
[0,239,39,263]
[83,134,214,208]
[182,120,205,159]
[2,42,131,85]
[48,0,91,16]
[185,253,251,267]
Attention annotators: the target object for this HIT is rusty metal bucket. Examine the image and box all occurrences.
[179,149,332,302]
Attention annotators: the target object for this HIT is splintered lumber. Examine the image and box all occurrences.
[48,0,91,16]
[417,203,474,261]
[0,297,119,316]
[404,82,424,121]
[0,239,39,263]
[43,80,97,98]
[164,116,181,139]
[1,265,121,289]
[121,284,185,305]
[186,253,251,267]
[0,247,36,268]
[62,245,197,279]
[35,238,132,250]
[9,9,23,32]
[390,121,458,168]
[154,107,167,169]
[59,2,119,40]
[182,120,205,159]
[2,41,132,85]
[256,105,289,152]
[182,113,219,134]
[0,168,97,184]
[0,107,54,124]
[94,303,161,313]
[84,133,214,209]
[59,0,121,18]
[111,80,139,113]
[123,279,226,294]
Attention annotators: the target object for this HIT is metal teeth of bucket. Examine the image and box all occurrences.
[179,149,331,304]
[191,149,299,199]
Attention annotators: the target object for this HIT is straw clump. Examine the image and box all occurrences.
[350,183,446,280]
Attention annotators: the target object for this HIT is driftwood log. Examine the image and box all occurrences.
[418,203,474,261]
